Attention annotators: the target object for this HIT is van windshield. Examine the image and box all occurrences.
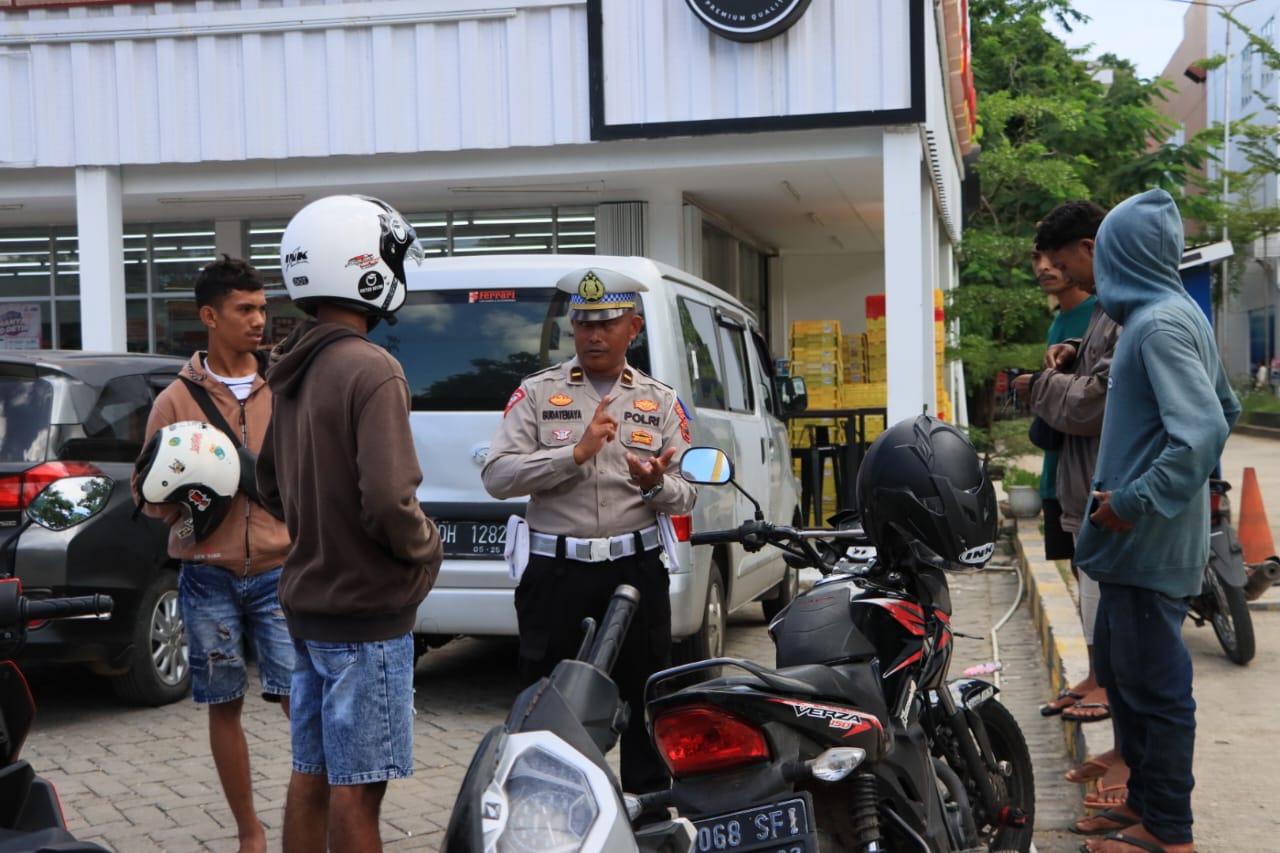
[370,287,650,411]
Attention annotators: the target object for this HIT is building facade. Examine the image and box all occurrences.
[0,0,976,423]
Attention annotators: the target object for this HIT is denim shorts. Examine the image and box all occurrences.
[290,633,416,786]
[179,561,295,705]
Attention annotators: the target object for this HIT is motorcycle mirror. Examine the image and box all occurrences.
[26,476,115,531]
[680,447,733,485]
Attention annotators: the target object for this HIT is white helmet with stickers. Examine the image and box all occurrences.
[134,421,240,543]
[279,194,424,321]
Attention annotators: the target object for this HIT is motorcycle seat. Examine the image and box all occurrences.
[710,663,889,725]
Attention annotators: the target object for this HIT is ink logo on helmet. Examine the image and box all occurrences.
[577,271,605,302]
[283,247,308,270]
[684,0,813,43]
[358,270,385,301]
[958,542,996,566]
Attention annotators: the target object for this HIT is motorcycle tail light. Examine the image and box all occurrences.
[1210,490,1228,519]
[652,705,770,776]
[670,515,692,542]
[0,462,104,511]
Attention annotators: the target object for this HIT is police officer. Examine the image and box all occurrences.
[482,266,697,795]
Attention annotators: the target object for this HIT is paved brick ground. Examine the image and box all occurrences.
[21,548,1079,852]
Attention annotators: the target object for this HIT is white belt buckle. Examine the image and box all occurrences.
[588,538,610,562]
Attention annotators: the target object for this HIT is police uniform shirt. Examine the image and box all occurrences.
[482,356,696,538]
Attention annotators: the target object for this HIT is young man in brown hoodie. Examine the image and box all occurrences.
[257,194,442,853]
[138,255,293,853]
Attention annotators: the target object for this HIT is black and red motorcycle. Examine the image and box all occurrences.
[640,418,1035,853]
[1,577,112,853]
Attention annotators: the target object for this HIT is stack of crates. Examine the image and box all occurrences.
[789,320,845,515]
[864,294,888,384]
[934,289,952,423]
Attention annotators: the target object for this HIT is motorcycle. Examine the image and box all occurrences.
[1,577,113,853]
[640,445,1035,853]
[1189,478,1258,665]
[441,584,695,853]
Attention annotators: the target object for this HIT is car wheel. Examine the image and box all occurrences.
[672,561,726,664]
[111,571,190,706]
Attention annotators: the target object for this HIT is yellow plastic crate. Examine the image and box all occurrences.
[791,320,842,337]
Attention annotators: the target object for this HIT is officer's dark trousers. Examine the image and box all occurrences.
[515,546,672,794]
[1093,581,1196,845]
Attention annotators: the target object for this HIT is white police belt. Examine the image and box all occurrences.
[529,525,661,563]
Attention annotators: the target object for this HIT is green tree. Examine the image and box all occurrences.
[959,0,1208,426]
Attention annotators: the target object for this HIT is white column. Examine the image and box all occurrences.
[641,186,684,269]
[75,166,126,351]
[882,128,930,424]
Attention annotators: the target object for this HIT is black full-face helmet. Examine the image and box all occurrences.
[855,415,997,570]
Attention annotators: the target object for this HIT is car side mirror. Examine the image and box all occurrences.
[680,447,733,485]
[775,375,808,417]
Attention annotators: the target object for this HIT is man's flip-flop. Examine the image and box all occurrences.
[1062,702,1112,722]
[1069,809,1138,835]
[1083,783,1129,809]
[1040,689,1085,716]
[1078,830,1197,852]
[1065,757,1112,784]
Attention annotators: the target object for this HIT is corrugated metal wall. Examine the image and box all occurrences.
[1,0,593,168]
[599,0,911,127]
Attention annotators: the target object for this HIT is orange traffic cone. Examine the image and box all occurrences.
[1237,467,1278,564]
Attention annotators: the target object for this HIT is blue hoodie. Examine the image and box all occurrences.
[1075,189,1241,598]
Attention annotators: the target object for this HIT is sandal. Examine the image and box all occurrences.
[1040,689,1085,716]
[1070,809,1138,835]
[1065,757,1112,784]
[1079,830,1197,853]
[1062,702,1112,723]
[1083,783,1128,809]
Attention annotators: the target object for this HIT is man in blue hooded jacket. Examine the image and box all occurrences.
[1076,189,1240,853]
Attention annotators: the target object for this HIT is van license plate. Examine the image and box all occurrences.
[436,521,506,557]
[692,795,816,853]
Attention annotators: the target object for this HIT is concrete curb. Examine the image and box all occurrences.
[1011,515,1111,777]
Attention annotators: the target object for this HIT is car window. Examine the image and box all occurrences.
[0,375,54,463]
[62,374,156,463]
[678,297,726,411]
[369,287,650,411]
[716,317,754,414]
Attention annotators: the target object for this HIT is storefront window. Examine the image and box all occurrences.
[126,298,151,353]
[3,207,596,354]
[52,233,79,296]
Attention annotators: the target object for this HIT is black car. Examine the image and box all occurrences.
[0,350,189,706]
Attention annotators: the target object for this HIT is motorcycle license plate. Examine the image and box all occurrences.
[436,521,506,557]
[691,794,817,853]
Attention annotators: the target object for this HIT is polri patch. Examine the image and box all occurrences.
[504,387,526,416]
[548,393,573,406]
[552,428,573,442]
[634,399,659,412]
[630,430,654,446]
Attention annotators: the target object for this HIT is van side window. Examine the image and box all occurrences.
[716,319,755,414]
[677,297,726,411]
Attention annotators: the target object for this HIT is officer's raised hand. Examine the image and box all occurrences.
[626,447,677,491]
[573,396,618,464]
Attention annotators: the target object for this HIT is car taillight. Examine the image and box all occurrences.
[0,462,105,511]
[652,705,770,776]
[670,514,692,542]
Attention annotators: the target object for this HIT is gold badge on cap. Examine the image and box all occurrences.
[577,271,605,302]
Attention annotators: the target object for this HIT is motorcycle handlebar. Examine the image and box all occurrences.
[23,594,114,622]
[584,585,639,675]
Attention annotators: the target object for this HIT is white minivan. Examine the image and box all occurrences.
[367,254,807,662]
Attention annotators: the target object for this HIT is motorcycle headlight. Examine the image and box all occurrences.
[478,730,628,853]
[495,747,599,852]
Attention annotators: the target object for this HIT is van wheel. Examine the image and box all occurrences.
[672,562,725,664]
[111,571,190,707]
